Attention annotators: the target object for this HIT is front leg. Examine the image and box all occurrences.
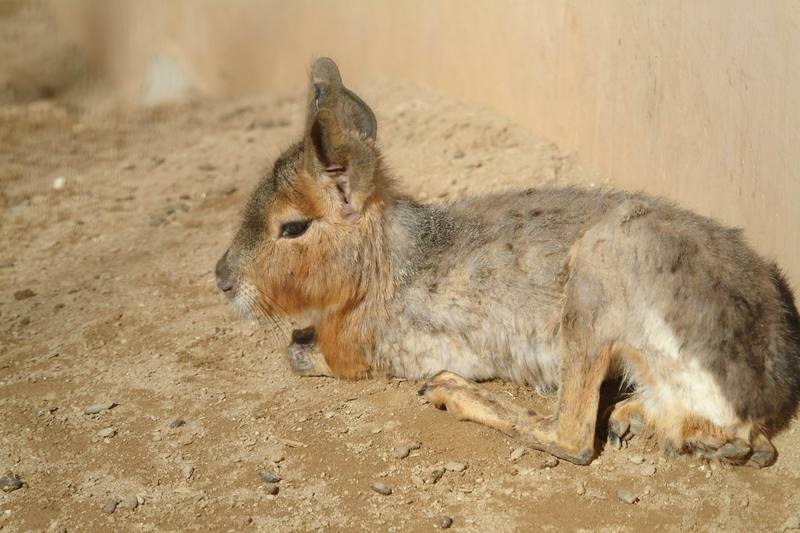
[288,327,333,377]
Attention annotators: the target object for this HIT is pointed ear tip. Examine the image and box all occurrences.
[310,57,342,84]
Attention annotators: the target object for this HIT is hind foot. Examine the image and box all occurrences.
[746,431,776,468]
[679,422,776,467]
[419,371,597,465]
[606,397,648,449]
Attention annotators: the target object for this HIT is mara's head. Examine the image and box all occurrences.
[215,58,393,321]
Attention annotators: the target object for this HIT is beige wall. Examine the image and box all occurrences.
[55,0,800,286]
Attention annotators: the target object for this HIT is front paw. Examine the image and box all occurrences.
[287,327,332,377]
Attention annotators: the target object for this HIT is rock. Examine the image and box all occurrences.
[97,427,116,438]
[539,456,559,469]
[371,482,392,495]
[437,515,454,529]
[617,490,639,504]
[782,514,800,531]
[52,176,66,190]
[453,149,465,159]
[119,494,139,510]
[169,418,185,429]
[426,468,445,485]
[0,472,23,492]
[510,447,526,462]
[628,454,645,465]
[259,470,281,483]
[444,462,467,473]
[576,482,586,496]
[102,498,118,514]
[84,402,116,415]
[393,446,411,459]
[263,483,279,495]
[640,465,657,476]
[13,289,36,301]
[181,464,194,480]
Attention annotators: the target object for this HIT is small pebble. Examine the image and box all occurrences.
[13,289,36,301]
[445,462,467,473]
[437,515,453,529]
[640,465,657,476]
[617,490,639,504]
[393,446,411,459]
[169,418,185,429]
[102,499,118,514]
[427,468,445,484]
[539,456,559,469]
[181,464,194,480]
[576,481,586,496]
[119,494,138,510]
[84,402,116,415]
[52,176,66,190]
[782,514,800,531]
[259,470,281,483]
[510,447,526,462]
[372,482,392,495]
[453,149,465,159]
[97,427,116,438]
[628,454,645,465]
[263,483,279,495]
[0,473,23,492]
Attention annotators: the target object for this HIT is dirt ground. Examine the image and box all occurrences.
[2,4,800,533]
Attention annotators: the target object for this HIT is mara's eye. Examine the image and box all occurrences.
[280,220,311,239]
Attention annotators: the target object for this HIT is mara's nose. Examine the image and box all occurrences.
[215,250,235,292]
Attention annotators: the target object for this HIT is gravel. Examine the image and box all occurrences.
[84,402,117,415]
[119,494,139,510]
[510,447,526,462]
[617,490,639,504]
[393,446,411,459]
[102,499,119,514]
[13,289,36,300]
[372,482,392,495]
[97,427,116,438]
[0,472,23,492]
[444,462,467,473]
[259,470,281,483]
[426,468,445,485]
[640,465,657,476]
[539,456,559,469]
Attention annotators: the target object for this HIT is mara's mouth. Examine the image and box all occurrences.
[221,279,259,319]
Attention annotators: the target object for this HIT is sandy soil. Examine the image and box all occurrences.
[2,5,800,533]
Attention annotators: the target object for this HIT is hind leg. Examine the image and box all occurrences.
[420,339,615,465]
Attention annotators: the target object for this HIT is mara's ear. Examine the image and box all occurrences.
[304,108,377,221]
[306,57,377,141]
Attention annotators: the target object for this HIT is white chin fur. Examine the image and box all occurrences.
[229,280,259,319]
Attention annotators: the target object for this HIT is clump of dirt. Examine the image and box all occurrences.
[2,6,800,533]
